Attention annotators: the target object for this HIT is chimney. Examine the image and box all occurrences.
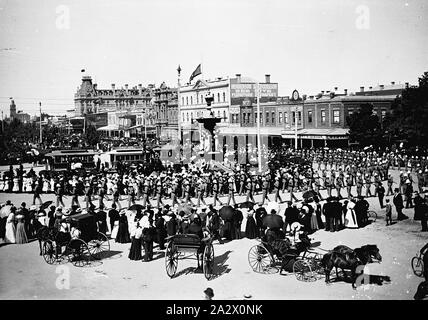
[344,89,348,95]
[265,74,271,83]
[360,86,365,92]
[334,87,338,91]
[138,84,143,95]
[391,81,395,85]
[321,90,325,94]
[302,94,307,100]
[125,84,129,94]
[326,90,330,94]
[236,74,241,83]
[309,95,314,100]
[93,83,97,91]
[369,86,373,90]
[405,82,409,89]
[379,84,384,90]
[112,84,115,94]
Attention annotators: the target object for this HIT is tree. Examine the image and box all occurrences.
[384,71,428,149]
[346,103,383,147]
[85,124,100,147]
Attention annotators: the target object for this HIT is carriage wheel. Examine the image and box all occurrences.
[310,254,324,277]
[165,241,178,278]
[42,240,56,264]
[411,256,424,277]
[203,244,215,280]
[248,244,274,274]
[293,259,315,282]
[88,232,110,260]
[367,210,377,223]
[67,239,91,267]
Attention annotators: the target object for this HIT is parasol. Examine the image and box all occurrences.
[238,201,255,210]
[302,190,317,200]
[262,214,283,229]
[219,205,235,221]
[0,205,11,218]
[128,204,144,212]
[39,201,53,211]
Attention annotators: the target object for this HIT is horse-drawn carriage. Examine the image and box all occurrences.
[41,213,110,267]
[165,232,215,280]
[248,233,324,282]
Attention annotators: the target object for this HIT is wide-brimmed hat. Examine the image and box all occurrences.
[204,287,214,298]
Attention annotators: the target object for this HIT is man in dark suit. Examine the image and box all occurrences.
[322,197,334,232]
[233,205,243,239]
[355,196,370,227]
[255,204,267,238]
[393,188,408,220]
[331,197,343,231]
[108,203,119,235]
[207,207,223,244]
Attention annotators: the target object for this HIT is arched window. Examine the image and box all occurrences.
[187,112,189,122]
[217,93,220,103]
[223,110,226,121]
[223,92,226,102]
[186,97,188,105]
[190,96,193,105]
[182,97,184,106]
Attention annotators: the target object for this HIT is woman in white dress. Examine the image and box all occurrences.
[5,208,16,244]
[24,177,33,192]
[12,177,19,192]
[42,176,50,193]
[344,201,358,229]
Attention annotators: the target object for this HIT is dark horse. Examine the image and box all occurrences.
[414,252,428,300]
[321,244,382,289]
[34,220,57,255]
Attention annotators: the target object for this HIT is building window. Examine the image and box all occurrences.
[308,110,313,123]
[285,112,288,124]
[201,95,203,104]
[321,110,326,124]
[278,112,283,124]
[182,97,184,106]
[259,112,262,124]
[381,110,386,119]
[196,95,199,104]
[266,112,269,124]
[190,96,193,105]
[333,110,340,123]
[298,111,302,124]
[186,97,188,105]
[223,92,226,102]
[271,112,275,124]
[218,110,220,118]
[254,112,257,124]
[187,112,189,122]
[292,111,296,124]
[243,113,247,124]
[223,110,226,121]
[217,93,220,103]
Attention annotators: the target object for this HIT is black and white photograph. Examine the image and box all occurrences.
[0,0,428,304]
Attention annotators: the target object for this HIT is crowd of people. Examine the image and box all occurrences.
[1,147,428,259]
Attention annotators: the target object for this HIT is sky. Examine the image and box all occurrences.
[0,0,427,116]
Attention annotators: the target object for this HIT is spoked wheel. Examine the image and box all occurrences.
[203,243,215,280]
[165,241,178,278]
[42,240,56,265]
[293,259,315,282]
[411,256,424,277]
[368,210,377,223]
[88,232,110,260]
[309,254,324,277]
[248,244,274,274]
[67,239,91,267]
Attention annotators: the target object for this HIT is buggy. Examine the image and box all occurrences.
[41,213,110,267]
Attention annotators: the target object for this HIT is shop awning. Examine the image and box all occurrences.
[281,128,349,140]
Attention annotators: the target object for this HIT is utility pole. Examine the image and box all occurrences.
[1,110,4,134]
[257,82,262,173]
[39,102,42,145]
[294,106,298,149]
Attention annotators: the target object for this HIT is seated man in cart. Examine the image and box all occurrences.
[186,214,206,269]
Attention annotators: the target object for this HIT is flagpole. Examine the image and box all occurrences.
[177,66,182,143]
[257,83,262,173]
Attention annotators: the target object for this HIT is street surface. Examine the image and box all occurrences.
[0,168,427,300]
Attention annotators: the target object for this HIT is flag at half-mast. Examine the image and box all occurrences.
[189,64,202,82]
